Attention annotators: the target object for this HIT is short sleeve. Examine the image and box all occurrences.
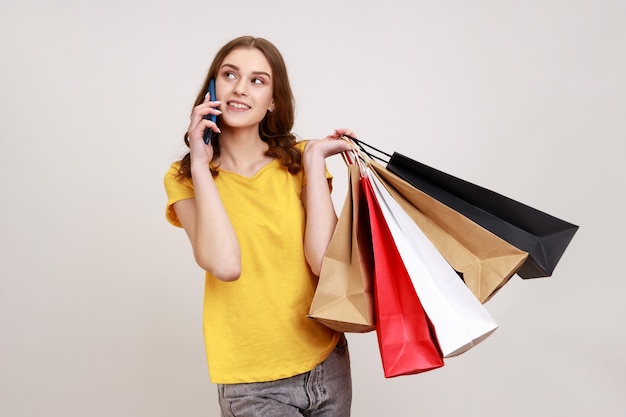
[163,162,195,227]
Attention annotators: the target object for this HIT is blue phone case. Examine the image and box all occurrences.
[203,79,217,144]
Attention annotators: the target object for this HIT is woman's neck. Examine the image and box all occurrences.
[217,128,273,176]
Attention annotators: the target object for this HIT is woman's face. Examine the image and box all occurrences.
[215,47,274,131]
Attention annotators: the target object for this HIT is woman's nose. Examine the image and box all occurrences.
[233,79,248,96]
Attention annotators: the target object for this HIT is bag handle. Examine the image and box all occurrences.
[339,136,366,174]
[342,135,391,164]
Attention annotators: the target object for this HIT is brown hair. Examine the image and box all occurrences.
[177,36,301,179]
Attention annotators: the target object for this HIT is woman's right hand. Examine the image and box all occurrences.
[187,92,222,164]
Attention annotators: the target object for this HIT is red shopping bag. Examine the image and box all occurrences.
[361,175,444,377]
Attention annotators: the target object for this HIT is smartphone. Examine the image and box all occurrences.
[203,79,217,144]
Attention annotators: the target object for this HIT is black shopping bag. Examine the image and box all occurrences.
[386,152,579,278]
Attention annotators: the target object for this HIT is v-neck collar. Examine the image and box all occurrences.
[216,158,278,180]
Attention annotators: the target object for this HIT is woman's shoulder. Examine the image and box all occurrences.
[164,160,183,177]
[163,160,191,187]
[167,159,183,170]
[294,139,309,152]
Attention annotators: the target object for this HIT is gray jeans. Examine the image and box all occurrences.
[217,335,352,417]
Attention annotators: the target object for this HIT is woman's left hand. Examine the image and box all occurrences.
[304,128,356,159]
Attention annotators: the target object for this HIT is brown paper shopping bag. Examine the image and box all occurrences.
[369,161,528,303]
[308,164,375,332]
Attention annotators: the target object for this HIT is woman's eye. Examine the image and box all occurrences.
[224,72,236,79]
[252,78,264,85]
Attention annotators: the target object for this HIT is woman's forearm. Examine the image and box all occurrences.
[302,148,338,276]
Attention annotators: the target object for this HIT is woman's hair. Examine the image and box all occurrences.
[177,36,301,179]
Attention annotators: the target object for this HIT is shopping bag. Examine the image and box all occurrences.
[309,164,375,333]
[366,167,498,357]
[369,160,528,303]
[386,153,579,278]
[362,174,444,377]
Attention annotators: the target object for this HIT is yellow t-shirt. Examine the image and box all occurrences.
[163,141,340,384]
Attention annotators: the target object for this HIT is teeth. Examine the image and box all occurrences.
[229,102,249,109]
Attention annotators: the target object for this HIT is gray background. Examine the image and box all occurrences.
[1,0,624,416]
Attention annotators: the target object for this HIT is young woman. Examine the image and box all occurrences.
[164,36,355,416]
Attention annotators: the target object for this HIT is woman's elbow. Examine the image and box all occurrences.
[305,251,324,277]
[309,263,322,277]
[213,266,241,282]
[195,254,241,282]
